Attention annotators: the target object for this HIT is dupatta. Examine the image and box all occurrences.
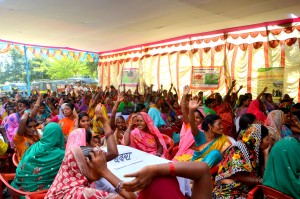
[130,112,167,158]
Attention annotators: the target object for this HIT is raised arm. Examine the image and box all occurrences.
[16,112,29,137]
[95,105,118,161]
[110,93,124,128]
[257,87,267,100]
[224,80,236,102]
[29,90,41,119]
[123,115,136,146]
[188,99,201,137]
[181,85,190,124]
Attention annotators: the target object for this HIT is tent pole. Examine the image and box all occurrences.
[23,45,30,96]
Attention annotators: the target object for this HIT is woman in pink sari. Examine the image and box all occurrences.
[124,112,167,158]
[173,85,206,161]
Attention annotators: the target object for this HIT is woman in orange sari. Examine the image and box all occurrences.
[124,112,167,158]
[59,103,78,136]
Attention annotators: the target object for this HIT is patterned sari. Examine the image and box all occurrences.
[130,112,167,158]
[11,123,65,192]
[4,112,20,147]
[213,124,263,199]
[264,110,284,143]
[45,146,118,199]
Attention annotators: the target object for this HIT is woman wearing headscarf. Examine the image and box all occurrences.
[175,99,231,167]
[264,110,286,147]
[11,123,65,192]
[213,124,270,198]
[263,136,300,199]
[247,100,267,124]
[124,112,167,158]
[45,146,136,199]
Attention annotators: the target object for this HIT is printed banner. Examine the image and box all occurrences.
[121,68,139,86]
[257,67,284,102]
[191,66,221,89]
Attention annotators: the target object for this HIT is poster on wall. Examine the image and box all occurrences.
[257,67,284,102]
[190,66,222,89]
[121,68,139,86]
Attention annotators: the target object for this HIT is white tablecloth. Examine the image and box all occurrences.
[102,145,170,182]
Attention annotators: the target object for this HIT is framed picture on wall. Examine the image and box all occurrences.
[121,68,139,86]
[190,66,222,89]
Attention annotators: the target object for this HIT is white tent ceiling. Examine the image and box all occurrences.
[0,0,300,53]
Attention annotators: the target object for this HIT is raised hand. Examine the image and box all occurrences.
[183,85,190,95]
[189,99,201,110]
[95,105,108,124]
[117,92,124,102]
[86,148,108,177]
[263,87,268,93]
[73,108,78,120]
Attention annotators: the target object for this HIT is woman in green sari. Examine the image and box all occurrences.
[11,122,65,192]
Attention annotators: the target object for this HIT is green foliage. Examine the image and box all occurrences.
[0,49,98,83]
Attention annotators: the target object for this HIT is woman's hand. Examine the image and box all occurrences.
[189,99,201,111]
[86,148,108,177]
[73,108,78,120]
[128,114,137,130]
[95,105,108,124]
[183,85,190,95]
[122,165,156,192]
[117,92,124,103]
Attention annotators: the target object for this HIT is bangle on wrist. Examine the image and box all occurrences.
[169,162,176,177]
[115,180,123,194]
[105,132,114,139]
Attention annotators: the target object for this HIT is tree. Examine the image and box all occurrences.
[29,58,51,81]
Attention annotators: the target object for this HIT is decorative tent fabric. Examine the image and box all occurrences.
[99,21,300,101]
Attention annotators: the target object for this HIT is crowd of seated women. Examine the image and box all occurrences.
[0,80,299,199]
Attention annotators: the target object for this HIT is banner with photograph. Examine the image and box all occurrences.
[257,67,284,101]
[191,66,222,89]
[121,68,139,86]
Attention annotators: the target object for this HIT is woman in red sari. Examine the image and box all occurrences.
[123,112,167,158]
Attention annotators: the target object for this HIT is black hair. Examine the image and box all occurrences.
[40,102,46,107]
[65,103,75,110]
[279,108,290,114]
[265,93,272,99]
[116,115,125,121]
[194,109,204,119]
[201,114,221,131]
[261,125,269,140]
[86,129,92,144]
[135,103,146,113]
[239,113,256,132]
[26,117,36,126]
[78,112,89,124]
[18,99,30,109]
[205,98,215,106]
[238,95,250,107]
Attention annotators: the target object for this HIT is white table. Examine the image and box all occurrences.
[99,145,191,196]
[102,145,170,182]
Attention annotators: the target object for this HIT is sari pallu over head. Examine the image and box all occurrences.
[65,128,87,152]
[11,123,65,192]
[247,100,267,123]
[264,110,284,143]
[45,146,117,199]
[130,112,167,158]
[213,124,263,198]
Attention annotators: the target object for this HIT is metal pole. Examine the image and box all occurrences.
[23,45,30,96]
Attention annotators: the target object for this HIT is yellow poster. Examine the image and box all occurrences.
[257,67,284,99]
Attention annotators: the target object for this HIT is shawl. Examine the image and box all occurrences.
[59,117,74,136]
[213,124,263,198]
[247,100,267,123]
[45,146,117,199]
[65,128,86,152]
[11,123,65,192]
[263,137,300,199]
[148,107,166,127]
[130,112,167,157]
[264,110,284,143]
[4,113,20,147]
